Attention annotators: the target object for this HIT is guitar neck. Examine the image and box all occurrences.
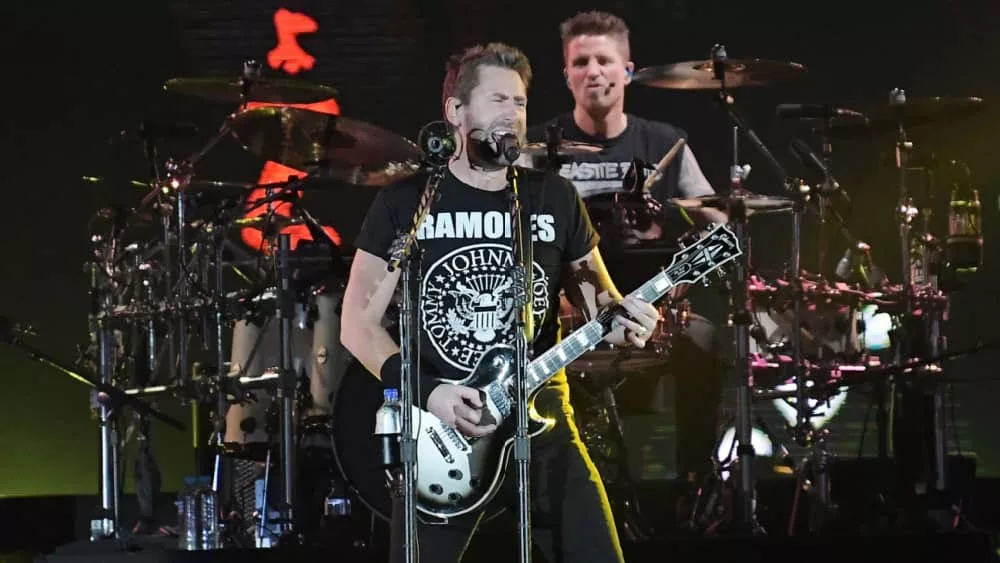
[524,269,677,393]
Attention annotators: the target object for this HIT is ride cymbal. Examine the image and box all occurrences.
[228,106,421,186]
[632,59,806,90]
[827,96,985,138]
[163,77,337,105]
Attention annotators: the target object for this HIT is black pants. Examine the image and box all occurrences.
[671,312,725,478]
[612,311,724,479]
[390,383,624,563]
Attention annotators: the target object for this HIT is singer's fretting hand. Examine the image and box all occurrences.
[427,384,497,438]
[604,295,660,348]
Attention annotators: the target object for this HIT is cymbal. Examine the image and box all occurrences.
[228,106,422,186]
[163,77,337,104]
[82,176,257,192]
[632,59,806,90]
[669,190,795,214]
[776,103,870,131]
[231,215,307,231]
[520,140,603,157]
[827,96,985,138]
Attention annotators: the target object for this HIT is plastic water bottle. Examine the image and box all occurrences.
[198,477,220,549]
[177,475,219,550]
[375,387,402,469]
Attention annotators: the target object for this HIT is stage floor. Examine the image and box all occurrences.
[3,477,999,563]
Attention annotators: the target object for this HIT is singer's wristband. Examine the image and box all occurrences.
[380,352,441,408]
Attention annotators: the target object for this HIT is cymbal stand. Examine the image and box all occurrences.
[87,256,122,540]
[710,43,806,535]
[889,88,950,495]
[275,232,297,540]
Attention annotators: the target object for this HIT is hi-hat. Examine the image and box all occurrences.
[632,59,806,90]
[669,189,795,214]
[228,107,422,186]
[520,140,603,157]
[163,77,337,105]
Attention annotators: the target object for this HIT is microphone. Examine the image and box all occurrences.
[790,139,839,192]
[492,130,521,164]
[417,120,457,166]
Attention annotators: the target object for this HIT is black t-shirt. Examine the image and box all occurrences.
[527,113,693,292]
[354,167,599,384]
[526,113,688,204]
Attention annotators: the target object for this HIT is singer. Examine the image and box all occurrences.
[339,42,659,562]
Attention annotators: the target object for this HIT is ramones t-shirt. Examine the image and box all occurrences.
[353,166,599,384]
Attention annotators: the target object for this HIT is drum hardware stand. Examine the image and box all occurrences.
[888,87,950,495]
[274,232,297,541]
[507,164,534,563]
[0,314,184,541]
[710,43,809,535]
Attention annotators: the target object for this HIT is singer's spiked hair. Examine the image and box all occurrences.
[441,42,533,117]
[559,10,631,59]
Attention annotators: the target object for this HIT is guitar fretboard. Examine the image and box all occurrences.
[524,268,677,393]
[520,223,742,395]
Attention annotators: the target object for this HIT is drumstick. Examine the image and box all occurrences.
[642,138,686,192]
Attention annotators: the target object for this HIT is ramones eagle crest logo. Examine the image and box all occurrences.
[422,243,548,371]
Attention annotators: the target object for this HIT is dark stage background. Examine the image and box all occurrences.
[3,0,1000,498]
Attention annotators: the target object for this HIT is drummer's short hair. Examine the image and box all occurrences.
[442,42,532,116]
[559,11,631,59]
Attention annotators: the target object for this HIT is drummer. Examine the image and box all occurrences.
[526,10,726,490]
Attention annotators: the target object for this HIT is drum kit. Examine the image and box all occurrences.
[0,42,988,555]
[555,45,987,537]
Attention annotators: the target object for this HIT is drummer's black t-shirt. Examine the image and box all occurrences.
[526,113,690,203]
[527,113,700,291]
[353,166,599,384]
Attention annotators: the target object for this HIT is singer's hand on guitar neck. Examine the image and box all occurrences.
[428,384,498,438]
[603,295,660,348]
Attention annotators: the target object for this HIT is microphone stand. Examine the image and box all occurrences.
[507,164,533,563]
[386,162,447,563]
[709,44,808,535]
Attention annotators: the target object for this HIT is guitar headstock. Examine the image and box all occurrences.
[663,223,743,286]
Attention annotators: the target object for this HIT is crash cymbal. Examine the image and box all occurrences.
[520,140,604,157]
[228,106,422,186]
[163,77,337,105]
[827,96,985,138]
[669,189,795,214]
[633,59,806,90]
